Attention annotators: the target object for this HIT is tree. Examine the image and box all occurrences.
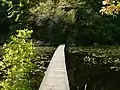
[100,0,120,15]
[0,0,9,44]
[29,0,76,44]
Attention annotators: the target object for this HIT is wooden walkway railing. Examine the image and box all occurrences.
[39,45,70,90]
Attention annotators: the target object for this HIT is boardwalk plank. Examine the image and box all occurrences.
[39,45,70,90]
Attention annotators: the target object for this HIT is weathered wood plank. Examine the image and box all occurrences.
[39,45,70,90]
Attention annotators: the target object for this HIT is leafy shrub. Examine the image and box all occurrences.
[0,29,36,90]
[0,35,56,90]
[0,44,56,90]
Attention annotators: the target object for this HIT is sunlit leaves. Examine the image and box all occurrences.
[100,0,120,15]
[0,29,36,90]
[1,0,31,30]
[29,0,76,23]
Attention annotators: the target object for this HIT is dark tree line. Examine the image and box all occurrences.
[1,0,120,45]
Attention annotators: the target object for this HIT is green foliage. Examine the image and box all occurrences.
[66,46,120,90]
[0,29,36,90]
[30,46,56,90]
[67,46,120,68]
[0,0,9,44]
[29,0,76,44]
[27,0,120,45]
[1,0,120,45]
[1,0,32,30]
[71,0,120,45]
[0,45,56,90]
[100,0,120,15]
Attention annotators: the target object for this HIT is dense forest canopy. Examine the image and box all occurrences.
[0,0,120,45]
[100,0,120,15]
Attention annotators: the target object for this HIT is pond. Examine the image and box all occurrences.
[1,45,120,90]
[65,46,120,90]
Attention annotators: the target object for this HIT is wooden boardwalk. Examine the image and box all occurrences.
[39,45,70,90]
